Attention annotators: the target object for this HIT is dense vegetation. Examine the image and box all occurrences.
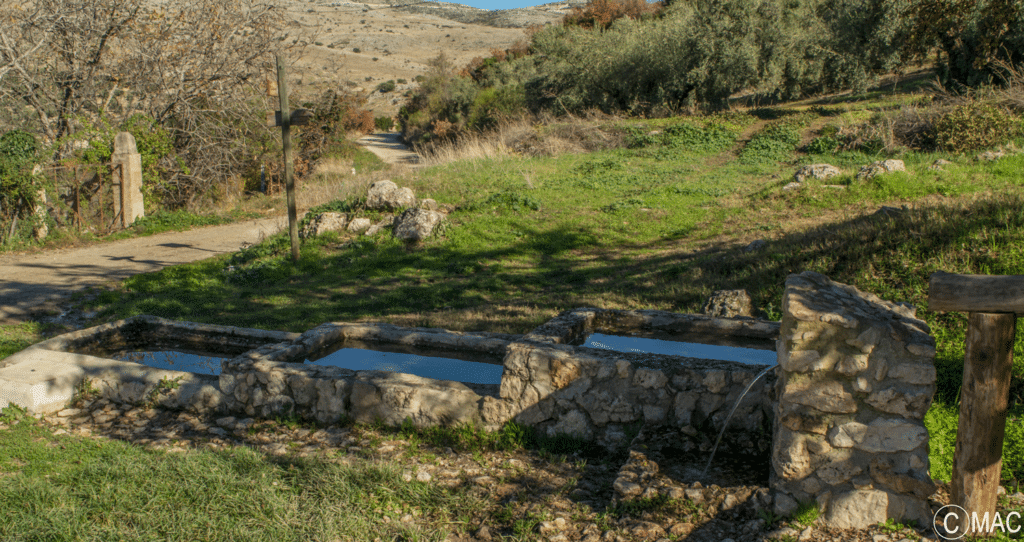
[401,0,1024,146]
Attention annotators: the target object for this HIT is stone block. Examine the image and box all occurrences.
[823,489,930,530]
[288,375,317,406]
[547,409,593,440]
[634,368,668,389]
[673,392,698,426]
[782,378,856,413]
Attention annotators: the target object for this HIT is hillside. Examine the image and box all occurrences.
[278,0,579,114]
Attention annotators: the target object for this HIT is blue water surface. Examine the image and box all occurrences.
[583,333,776,365]
[309,348,504,384]
[114,351,227,375]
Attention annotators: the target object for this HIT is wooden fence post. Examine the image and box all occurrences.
[929,272,1023,536]
[272,54,305,262]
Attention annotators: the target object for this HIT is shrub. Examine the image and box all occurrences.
[376,80,396,93]
[740,123,802,164]
[352,47,361,53]
[0,130,38,165]
[806,135,840,154]
[374,116,394,131]
[932,102,1021,153]
[396,78,407,84]
[563,0,663,30]
[0,130,39,229]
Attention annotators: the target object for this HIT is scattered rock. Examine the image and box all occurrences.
[393,208,444,242]
[978,149,1006,161]
[299,212,348,239]
[366,180,416,210]
[347,217,372,232]
[364,216,394,236]
[703,289,758,318]
[929,158,954,171]
[856,159,905,180]
[744,239,767,252]
[794,163,841,183]
[419,198,438,211]
[782,181,803,191]
[872,205,907,219]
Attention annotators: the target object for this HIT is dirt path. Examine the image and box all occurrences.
[0,132,418,325]
[0,217,287,323]
[357,132,422,166]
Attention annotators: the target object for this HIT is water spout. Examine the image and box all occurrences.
[701,365,775,477]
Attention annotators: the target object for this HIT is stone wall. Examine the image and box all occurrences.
[771,271,937,529]
[1,316,297,414]
[501,339,775,453]
[505,308,779,452]
[223,315,779,455]
[220,323,519,427]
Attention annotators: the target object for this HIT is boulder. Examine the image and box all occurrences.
[794,163,841,183]
[978,149,1006,161]
[703,289,758,318]
[366,180,415,210]
[393,208,444,242]
[347,217,372,232]
[299,212,348,239]
[856,159,905,181]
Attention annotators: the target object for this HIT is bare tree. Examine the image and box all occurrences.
[0,0,298,207]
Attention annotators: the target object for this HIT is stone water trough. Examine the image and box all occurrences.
[0,271,941,529]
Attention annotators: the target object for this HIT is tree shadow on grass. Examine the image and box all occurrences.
[103,194,1024,377]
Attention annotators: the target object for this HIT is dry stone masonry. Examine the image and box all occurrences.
[2,274,946,533]
[772,271,936,529]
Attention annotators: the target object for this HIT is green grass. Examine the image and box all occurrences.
[0,408,482,542]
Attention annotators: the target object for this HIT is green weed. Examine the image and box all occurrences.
[792,500,820,526]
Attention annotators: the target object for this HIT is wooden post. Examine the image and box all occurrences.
[929,272,1023,537]
[275,54,300,262]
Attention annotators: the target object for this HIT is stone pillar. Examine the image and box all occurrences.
[111,132,144,228]
[772,271,937,529]
[32,188,48,241]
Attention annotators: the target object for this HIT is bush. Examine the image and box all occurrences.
[740,123,802,164]
[376,80,396,93]
[0,130,38,165]
[374,116,394,131]
[932,102,1021,153]
[806,135,840,154]
[0,130,39,230]
[563,0,663,30]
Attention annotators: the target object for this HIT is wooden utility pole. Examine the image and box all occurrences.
[275,54,300,262]
[929,271,1022,536]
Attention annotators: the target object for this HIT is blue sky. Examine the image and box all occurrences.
[443,0,560,10]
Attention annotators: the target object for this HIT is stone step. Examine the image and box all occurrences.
[0,350,88,414]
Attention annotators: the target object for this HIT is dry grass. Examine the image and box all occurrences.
[418,112,626,166]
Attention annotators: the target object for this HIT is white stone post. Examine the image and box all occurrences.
[111,132,144,228]
[772,271,937,529]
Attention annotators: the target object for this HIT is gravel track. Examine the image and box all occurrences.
[0,217,287,323]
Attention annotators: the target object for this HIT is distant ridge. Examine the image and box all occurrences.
[378,0,579,28]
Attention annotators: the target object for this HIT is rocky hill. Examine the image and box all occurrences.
[281,0,583,114]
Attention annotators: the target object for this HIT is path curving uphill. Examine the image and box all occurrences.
[0,217,287,323]
[356,132,423,166]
